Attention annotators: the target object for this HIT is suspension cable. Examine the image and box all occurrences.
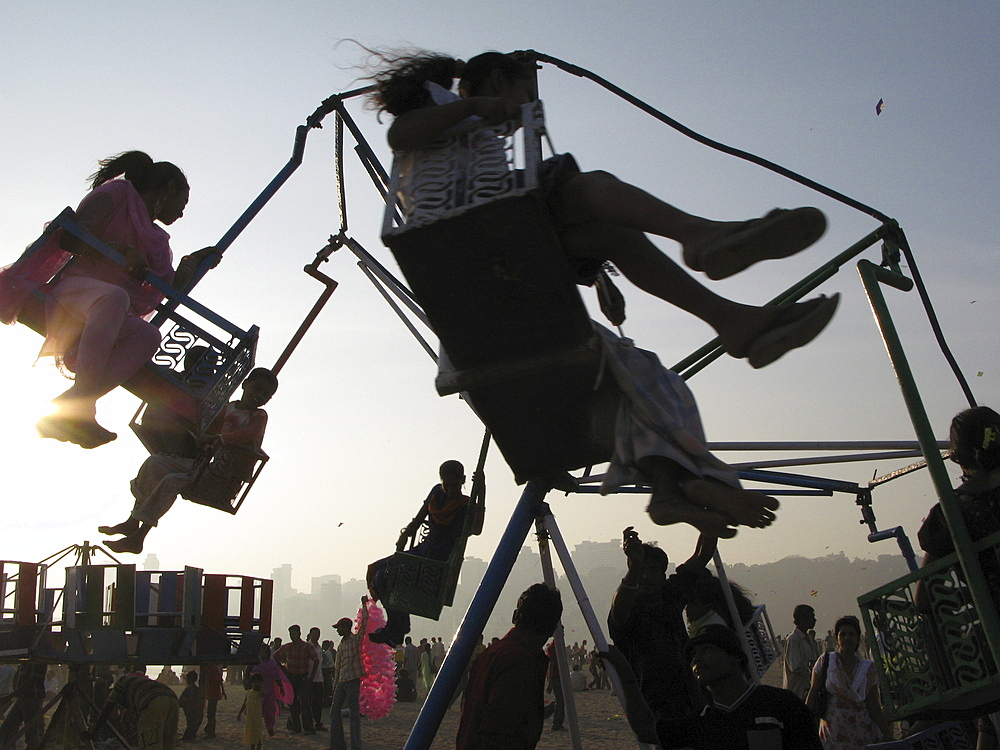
[526,50,976,406]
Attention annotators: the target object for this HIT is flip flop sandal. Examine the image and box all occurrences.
[746,293,840,369]
[690,207,827,280]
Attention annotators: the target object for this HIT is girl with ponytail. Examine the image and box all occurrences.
[0,150,218,448]
[369,49,839,372]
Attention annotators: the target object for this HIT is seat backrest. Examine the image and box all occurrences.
[182,444,269,513]
[381,103,618,483]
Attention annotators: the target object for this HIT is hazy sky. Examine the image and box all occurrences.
[2,2,998,606]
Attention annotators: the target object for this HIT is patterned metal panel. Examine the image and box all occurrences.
[744,604,781,678]
[862,720,973,749]
[858,532,1000,718]
[383,101,545,236]
[386,553,449,621]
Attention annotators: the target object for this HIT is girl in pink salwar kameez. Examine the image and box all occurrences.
[251,644,292,737]
[0,150,218,448]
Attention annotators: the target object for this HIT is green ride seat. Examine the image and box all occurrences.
[858,528,1000,720]
[384,505,475,622]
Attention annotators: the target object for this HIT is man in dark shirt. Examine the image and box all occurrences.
[608,526,716,749]
[456,583,562,750]
[687,624,821,750]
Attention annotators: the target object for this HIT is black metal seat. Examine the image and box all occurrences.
[382,103,619,484]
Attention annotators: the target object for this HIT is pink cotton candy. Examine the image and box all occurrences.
[357,600,397,720]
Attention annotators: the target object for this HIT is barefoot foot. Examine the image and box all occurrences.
[106,536,144,554]
[37,414,116,449]
[98,519,140,537]
[680,478,779,528]
[646,493,738,538]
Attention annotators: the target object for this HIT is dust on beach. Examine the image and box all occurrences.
[157,662,782,749]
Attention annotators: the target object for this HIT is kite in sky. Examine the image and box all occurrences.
[876,98,886,115]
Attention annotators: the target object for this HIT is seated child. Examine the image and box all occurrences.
[367,460,481,647]
[98,367,278,553]
[395,668,417,702]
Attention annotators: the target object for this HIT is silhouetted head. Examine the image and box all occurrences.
[240,368,278,408]
[687,624,749,687]
[439,459,465,495]
[950,406,1000,478]
[366,50,463,116]
[793,604,816,631]
[687,569,755,628]
[512,583,562,638]
[89,151,189,224]
[459,52,538,101]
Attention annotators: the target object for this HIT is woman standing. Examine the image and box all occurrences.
[806,615,890,748]
[0,150,217,447]
[419,641,434,692]
[250,644,292,738]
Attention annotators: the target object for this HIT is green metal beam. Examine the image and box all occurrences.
[858,258,1000,671]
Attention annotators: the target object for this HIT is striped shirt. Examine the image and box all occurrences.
[334,633,364,684]
[274,639,318,676]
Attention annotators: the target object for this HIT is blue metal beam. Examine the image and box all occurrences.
[403,481,548,750]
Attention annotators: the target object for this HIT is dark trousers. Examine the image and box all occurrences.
[329,679,361,750]
[311,680,325,727]
[204,698,218,736]
[546,681,565,730]
[287,674,314,732]
[0,696,44,750]
[181,702,203,740]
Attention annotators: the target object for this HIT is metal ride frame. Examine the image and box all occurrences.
[171,52,995,746]
[0,542,272,749]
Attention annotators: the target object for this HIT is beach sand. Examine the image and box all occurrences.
[162,661,782,749]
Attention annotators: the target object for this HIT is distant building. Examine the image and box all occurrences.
[572,539,621,575]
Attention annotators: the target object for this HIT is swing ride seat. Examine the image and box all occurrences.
[744,604,781,679]
[858,528,1000,721]
[181,442,269,514]
[384,532,470,622]
[381,102,618,484]
[11,208,259,439]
